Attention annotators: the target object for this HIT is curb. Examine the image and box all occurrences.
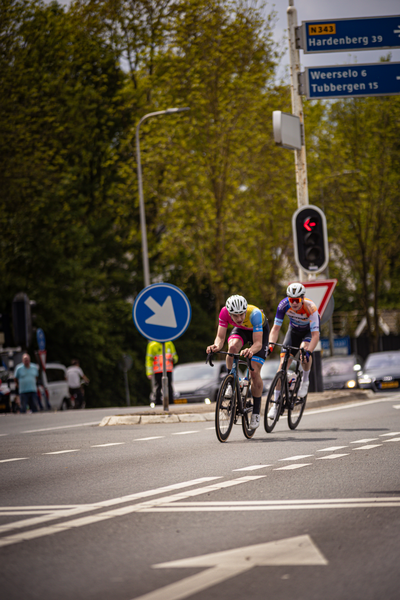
[99,412,215,427]
[98,390,376,426]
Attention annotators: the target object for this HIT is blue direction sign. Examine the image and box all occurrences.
[301,15,400,54]
[132,283,191,343]
[36,328,46,351]
[302,62,400,99]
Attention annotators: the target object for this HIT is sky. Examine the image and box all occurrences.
[271,0,400,81]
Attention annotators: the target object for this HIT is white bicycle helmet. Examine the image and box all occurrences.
[226,294,248,314]
[286,282,305,298]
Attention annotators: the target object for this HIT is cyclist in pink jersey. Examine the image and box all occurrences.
[206,294,269,430]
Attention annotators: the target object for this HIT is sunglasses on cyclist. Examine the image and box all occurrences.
[288,296,304,304]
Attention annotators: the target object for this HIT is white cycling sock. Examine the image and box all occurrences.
[302,370,310,384]
[274,390,280,401]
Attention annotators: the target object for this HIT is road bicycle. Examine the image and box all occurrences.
[206,351,255,443]
[264,343,308,433]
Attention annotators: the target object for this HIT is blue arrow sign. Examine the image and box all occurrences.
[36,328,46,351]
[132,283,191,343]
[302,15,400,54]
[303,62,400,99]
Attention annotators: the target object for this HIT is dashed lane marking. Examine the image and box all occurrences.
[172,431,199,435]
[279,455,313,461]
[91,443,125,447]
[351,438,379,444]
[317,446,348,452]
[353,444,383,450]
[43,450,80,455]
[380,432,400,437]
[233,465,271,471]
[134,437,164,441]
[0,458,28,463]
[316,454,349,460]
[383,437,400,442]
[274,464,312,471]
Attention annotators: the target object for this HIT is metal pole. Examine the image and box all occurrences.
[162,342,169,412]
[123,368,130,406]
[287,0,309,281]
[135,108,190,289]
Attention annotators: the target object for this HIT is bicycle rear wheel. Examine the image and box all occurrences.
[215,374,236,442]
[264,372,286,433]
[288,373,306,430]
[241,386,255,439]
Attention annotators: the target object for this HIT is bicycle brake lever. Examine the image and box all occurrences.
[247,357,254,371]
[206,353,214,367]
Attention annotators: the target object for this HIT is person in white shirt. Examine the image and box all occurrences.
[66,359,89,409]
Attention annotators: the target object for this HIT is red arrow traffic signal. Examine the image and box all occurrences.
[304,218,317,232]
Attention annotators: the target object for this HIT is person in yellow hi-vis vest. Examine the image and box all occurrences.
[146,341,178,406]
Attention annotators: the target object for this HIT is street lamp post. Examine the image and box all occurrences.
[136,107,190,288]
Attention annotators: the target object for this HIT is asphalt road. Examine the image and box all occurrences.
[1,393,400,600]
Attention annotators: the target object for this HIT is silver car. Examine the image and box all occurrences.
[38,363,71,410]
[172,361,228,404]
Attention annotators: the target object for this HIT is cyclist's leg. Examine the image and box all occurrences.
[250,322,269,428]
[298,331,312,397]
[226,329,244,372]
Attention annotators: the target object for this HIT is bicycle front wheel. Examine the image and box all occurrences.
[264,372,286,433]
[241,386,255,439]
[215,374,236,442]
[288,374,307,430]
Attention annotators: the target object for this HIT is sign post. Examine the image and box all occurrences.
[133,283,191,411]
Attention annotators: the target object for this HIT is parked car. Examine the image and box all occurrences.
[358,350,400,393]
[38,363,71,410]
[260,359,280,394]
[0,367,11,413]
[322,354,363,391]
[172,361,228,404]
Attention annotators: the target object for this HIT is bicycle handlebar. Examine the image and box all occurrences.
[269,342,308,358]
[206,351,254,371]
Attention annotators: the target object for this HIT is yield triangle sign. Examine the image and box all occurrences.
[300,279,337,316]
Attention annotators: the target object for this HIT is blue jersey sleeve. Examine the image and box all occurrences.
[274,298,290,327]
[249,308,264,332]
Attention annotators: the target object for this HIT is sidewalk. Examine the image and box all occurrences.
[99,389,375,426]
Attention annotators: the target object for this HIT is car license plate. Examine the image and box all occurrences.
[380,381,399,389]
[173,398,188,404]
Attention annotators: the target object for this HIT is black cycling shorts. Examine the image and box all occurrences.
[282,326,313,356]
[228,321,270,365]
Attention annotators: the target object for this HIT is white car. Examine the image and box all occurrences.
[38,363,71,411]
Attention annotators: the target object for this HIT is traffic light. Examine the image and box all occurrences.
[292,205,329,274]
[12,293,33,348]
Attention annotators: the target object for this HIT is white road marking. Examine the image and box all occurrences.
[393,405,400,409]
[274,464,311,471]
[233,465,271,471]
[0,476,262,548]
[133,536,327,600]
[383,437,400,442]
[353,444,382,450]
[144,497,400,513]
[135,437,164,441]
[43,449,80,455]
[0,458,29,463]
[22,421,100,433]
[316,454,349,460]
[279,455,313,461]
[91,443,125,447]
[0,434,9,437]
[380,432,400,437]
[351,438,378,444]
[172,431,198,435]
[317,446,348,452]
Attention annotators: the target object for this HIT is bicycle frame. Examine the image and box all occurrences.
[206,351,255,442]
[264,344,307,432]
